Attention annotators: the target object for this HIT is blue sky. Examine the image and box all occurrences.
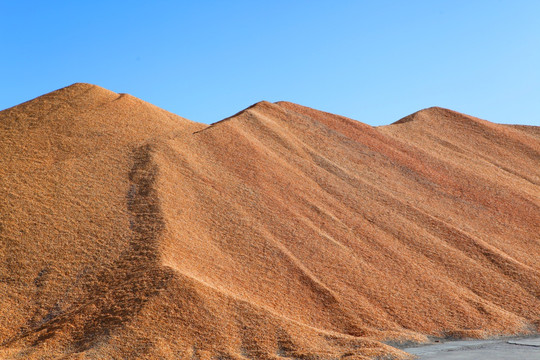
[1,1,539,126]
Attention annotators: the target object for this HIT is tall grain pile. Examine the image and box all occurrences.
[1,84,539,359]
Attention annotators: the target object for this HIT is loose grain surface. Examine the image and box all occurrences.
[0,84,539,359]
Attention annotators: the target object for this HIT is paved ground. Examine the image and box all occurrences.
[404,337,540,359]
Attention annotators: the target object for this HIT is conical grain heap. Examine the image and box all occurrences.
[1,84,539,359]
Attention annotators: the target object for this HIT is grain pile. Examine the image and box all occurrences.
[0,83,539,359]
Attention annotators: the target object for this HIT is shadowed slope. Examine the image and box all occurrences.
[1,86,539,359]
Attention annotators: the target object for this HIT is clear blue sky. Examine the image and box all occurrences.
[1,1,539,126]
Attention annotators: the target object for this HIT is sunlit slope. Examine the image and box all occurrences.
[1,85,538,359]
